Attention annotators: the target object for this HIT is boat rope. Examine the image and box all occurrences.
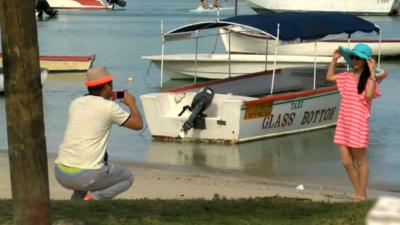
[138,123,148,136]
[211,32,219,54]
[143,61,153,81]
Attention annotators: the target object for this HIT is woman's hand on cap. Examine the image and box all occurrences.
[332,49,341,61]
[367,58,376,72]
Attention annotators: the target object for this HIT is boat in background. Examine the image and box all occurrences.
[48,0,112,9]
[219,27,400,56]
[140,13,386,143]
[0,69,48,93]
[143,54,343,79]
[243,0,400,16]
[0,54,95,73]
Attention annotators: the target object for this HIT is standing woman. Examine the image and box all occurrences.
[326,43,386,202]
[212,0,221,8]
[200,0,209,9]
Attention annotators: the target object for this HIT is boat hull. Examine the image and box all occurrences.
[243,0,400,15]
[143,54,342,79]
[238,89,338,142]
[48,0,111,9]
[220,28,400,56]
[141,88,339,144]
[0,54,95,72]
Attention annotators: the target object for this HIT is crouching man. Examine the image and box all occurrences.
[54,66,143,200]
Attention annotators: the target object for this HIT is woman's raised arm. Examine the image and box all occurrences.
[326,49,342,82]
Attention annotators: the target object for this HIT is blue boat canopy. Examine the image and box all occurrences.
[164,12,380,41]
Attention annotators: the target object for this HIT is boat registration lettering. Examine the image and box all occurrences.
[244,102,273,120]
[291,100,303,110]
[262,112,296,129]
[261,106,337,130]
[301,107,336,125]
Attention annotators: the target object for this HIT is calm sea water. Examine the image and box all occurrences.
[1,0,400,191]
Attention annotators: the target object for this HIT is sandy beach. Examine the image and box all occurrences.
[2,149,398,202]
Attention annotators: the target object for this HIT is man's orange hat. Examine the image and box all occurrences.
[85,66,113,87]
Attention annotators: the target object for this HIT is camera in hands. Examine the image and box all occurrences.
[112,90,125,100]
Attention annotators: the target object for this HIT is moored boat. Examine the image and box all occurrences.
[219,27,400,56]
[47,0,112,9]
[0,54,95,72]
[243,0,400,16]
[141,67,342,143]
[146,13,388,80]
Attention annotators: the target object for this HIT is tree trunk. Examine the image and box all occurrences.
[0,0,51,224]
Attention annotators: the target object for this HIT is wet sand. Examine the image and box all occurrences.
[1,150,398,202]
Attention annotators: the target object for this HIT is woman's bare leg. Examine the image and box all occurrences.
[339,145,360,199]
[351,148,368,200]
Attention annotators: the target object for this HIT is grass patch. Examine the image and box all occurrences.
[0,197,373,225]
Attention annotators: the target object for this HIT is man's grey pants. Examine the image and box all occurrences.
[54,162,134,200]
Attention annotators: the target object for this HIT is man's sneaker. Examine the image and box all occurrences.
[71,191,87,200]
[83,193,94,201]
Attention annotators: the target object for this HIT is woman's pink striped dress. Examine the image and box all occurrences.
[334,72,381,149]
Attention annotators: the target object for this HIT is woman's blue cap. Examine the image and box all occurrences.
[339,43,372,68]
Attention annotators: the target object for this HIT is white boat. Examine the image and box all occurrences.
[0,54,95,72]
[141,67,343,143]
[47,0,112,9]
[0,69,48,93]
[143,54,342,79]
[243,0,400,15]
[140,13,386,143]
[219,27,400,56]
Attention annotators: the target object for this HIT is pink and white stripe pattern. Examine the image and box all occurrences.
[334,72,381,149]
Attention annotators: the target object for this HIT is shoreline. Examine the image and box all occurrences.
[0,149,398,201]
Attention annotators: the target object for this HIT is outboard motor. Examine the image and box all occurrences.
[106,0,126,8]
[178,87,215,134]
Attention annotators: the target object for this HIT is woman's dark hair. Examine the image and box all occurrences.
[88,81,112,96]
[357,62,370,94]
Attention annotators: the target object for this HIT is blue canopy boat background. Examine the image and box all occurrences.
[144,12,383,81]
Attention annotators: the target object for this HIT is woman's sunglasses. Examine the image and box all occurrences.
[350,55,362,61]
